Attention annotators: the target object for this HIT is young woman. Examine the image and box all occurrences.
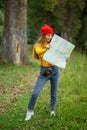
[25,24,60,121]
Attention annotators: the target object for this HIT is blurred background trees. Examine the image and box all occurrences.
[28,0,87,53]
[0,0,87,54]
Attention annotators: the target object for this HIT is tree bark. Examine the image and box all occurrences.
[1,0,28,64]
[61,10,72,42]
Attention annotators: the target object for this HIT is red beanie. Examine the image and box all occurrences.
[41,24,54,35]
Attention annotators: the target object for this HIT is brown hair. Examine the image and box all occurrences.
[35,35,47,46]
[33,35,47,60]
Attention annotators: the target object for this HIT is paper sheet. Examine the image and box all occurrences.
[43,34,75,69]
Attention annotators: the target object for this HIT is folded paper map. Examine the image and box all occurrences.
[43,34,75,69]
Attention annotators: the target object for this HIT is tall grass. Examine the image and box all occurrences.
[0,46,87,130]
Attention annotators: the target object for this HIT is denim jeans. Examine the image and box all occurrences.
[28,65,60,111]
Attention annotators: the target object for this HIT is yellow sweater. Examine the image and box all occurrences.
[33,43,53,66]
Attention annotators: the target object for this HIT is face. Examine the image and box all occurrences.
[45,34,53,43]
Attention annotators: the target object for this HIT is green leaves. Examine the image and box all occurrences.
[44,0,58,12]
[77,0,86,11]
[0,10,4,43]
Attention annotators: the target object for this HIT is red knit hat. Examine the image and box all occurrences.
[41,24,54,35]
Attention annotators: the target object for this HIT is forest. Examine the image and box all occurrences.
[0,0,87,52]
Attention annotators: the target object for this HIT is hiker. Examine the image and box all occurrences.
[25,24,60,121]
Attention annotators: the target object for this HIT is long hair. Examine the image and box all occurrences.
[35,35,47,46]
[33,35,47,60]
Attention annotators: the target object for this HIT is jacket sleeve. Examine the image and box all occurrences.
[35,45,47,55]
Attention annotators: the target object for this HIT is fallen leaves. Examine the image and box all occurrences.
[0,67,38,114]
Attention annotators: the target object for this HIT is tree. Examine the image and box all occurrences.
[0,0,5,44]
[1,0,28,64]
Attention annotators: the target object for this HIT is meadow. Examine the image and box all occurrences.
[0,45,87,130]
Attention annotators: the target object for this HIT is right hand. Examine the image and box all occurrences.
[46,45,50,49]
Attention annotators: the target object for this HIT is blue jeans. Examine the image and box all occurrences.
[28,65,60,111]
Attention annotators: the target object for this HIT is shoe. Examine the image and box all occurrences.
[50,111,55,116]
[25,111,34,121]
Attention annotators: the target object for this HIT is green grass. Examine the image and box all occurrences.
[0,46,87,130]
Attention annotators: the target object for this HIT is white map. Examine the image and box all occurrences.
[43,34,75,69]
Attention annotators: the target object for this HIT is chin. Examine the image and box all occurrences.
[47,40,51,43]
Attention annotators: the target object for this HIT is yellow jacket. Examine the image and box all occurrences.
[33,43,53,66]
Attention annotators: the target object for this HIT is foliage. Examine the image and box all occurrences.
[43,0,58,12]
[0,0,6,9]
[0,10,4,44]
[0,0,5,43]
[27,0,45,44]
[0,0,87,51]
[0,45,87,129]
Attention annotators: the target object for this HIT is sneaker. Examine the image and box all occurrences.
[25,111,34,121]
[50,111,55,116]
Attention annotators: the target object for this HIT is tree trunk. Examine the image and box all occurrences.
[1,0,28,64]
[61,10,72,42]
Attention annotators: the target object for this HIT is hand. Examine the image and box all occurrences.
[46,45,50,49]
[66,58,70,62]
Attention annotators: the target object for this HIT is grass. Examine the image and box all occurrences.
[0,45,87,130]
